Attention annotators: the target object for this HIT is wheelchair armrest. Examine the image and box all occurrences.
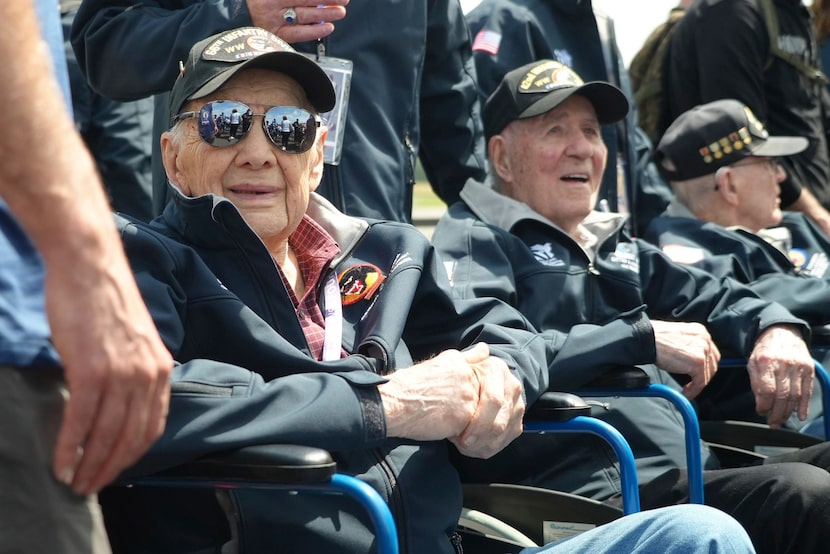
[154,444,337,484]
[579,366,651,390]
[525,391,592,422]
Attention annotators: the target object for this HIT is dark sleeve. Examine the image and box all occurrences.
[611,37,673,235]
[431,206,659,391]
[468,3,542,105]
[635,238,810,356]
[70,0,253,100]
[644,218,830,326]
[748,273,830,327]
[417,0,487,206]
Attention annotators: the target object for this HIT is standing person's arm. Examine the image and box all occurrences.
[0,1,172,495]
[70,0,348,101]
[417,0,488,206]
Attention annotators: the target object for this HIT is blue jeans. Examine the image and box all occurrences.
[522,505,754,553]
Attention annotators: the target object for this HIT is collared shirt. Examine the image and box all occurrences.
[280,215,342,360]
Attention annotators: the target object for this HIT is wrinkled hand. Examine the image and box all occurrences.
[747,325,814,427]
[652,320,720,398]
[247,0,349,43]
[46,250,172,495]
[380,343,525,459]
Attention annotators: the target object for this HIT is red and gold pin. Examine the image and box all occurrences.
[338,264,386,305]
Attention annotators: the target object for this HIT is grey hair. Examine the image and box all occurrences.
[671,173,718,213]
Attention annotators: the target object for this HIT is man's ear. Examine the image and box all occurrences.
[307,126,328,193]
[714,166,740,206]
[160,130,186,193]
[488,135,512,182]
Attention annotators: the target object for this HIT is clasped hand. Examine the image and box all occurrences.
[653,320,720,398]
[380,342,525,459]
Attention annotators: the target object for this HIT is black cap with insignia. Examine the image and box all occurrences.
[168,26,335,122]
[482,59,629,140]
[656,99,808,181]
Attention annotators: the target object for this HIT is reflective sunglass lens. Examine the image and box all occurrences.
[197,101,250,147]
[263,107,316,153]
[195,101,316,153]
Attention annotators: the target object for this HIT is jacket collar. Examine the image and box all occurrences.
[458,179,627,246]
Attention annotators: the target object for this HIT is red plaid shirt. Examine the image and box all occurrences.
[280,215,343,360]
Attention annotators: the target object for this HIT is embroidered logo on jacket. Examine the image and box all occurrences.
[610,242,640,274]
[338,263,386,305]
[530,243,565,267]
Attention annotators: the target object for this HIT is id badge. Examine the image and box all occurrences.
[309,55,353,166]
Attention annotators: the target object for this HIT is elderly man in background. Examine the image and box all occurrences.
[645,99,830,429]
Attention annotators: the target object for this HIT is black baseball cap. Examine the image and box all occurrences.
[483,60,629,140]
[169,27,335,120]
[656,99,808,181]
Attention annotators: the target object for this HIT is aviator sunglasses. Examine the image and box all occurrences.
[174,100,321,153]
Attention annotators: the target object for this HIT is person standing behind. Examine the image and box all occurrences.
[60,0,155,222]
[71,0,487,223]
[0,1,172,552]
[465,0,673,235]
[663,0,830,237]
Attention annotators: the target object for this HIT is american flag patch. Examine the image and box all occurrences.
[472,29,502,55]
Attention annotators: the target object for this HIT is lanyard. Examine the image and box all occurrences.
[321,271,343,361]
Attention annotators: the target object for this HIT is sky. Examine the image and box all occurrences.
[459,0,680,67]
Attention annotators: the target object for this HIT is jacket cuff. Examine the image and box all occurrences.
[354,385,387,443]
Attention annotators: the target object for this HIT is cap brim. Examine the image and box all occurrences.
[186,51,336,113]
[749,135,809,157]
[518,82,629,125]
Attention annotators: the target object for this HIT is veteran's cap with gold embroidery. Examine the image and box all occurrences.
[482,59,629,139]
[169,26,335,120]
[656,99,808,181]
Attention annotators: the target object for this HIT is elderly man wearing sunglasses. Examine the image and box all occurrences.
[101,25,757,554]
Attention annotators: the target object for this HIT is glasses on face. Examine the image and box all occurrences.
[173,100,321,153]
[713,157,781,190]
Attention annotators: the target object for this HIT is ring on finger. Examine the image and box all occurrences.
[283,7,298,25]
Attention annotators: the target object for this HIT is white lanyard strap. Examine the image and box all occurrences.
[321,272,343,361]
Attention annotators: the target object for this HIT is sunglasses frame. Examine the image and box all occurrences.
[173,100,321,154]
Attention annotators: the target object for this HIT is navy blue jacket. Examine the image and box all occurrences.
[645,206,830,328]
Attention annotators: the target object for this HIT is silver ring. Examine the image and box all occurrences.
[283,7,298,25]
